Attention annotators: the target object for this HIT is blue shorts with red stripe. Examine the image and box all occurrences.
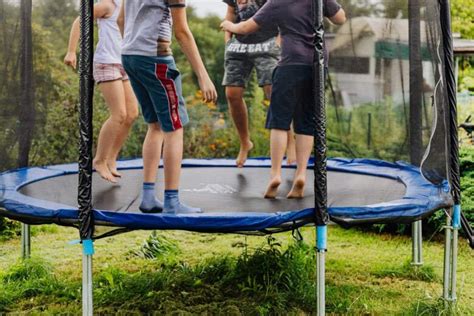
[122,55,189,132]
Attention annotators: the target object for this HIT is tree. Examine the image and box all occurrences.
[0,1,21,170]
[451,0,474,39]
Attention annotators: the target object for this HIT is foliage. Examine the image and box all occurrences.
[0,238,319,314]
[0,2,22,170]
[451,0,474,94]
[451,0,474,39]
[131,231,180,260]
[458,60,474,93]
[372,260,437,282]
[1,0,473,242]
[3,227,471,314]
[459,146,474,224]
[327,101,411,161]
[0,258,75,312]
[0,218,20,241]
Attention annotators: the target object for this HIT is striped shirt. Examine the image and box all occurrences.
[122,0,186,56]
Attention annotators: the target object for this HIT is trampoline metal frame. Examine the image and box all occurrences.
[5,0,462,314]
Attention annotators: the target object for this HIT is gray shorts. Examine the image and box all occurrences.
[222,37,280,87]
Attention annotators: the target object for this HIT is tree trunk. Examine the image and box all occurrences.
[18,0,35,168]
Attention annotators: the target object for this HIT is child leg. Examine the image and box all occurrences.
[287,134,313,199]
[286,127,296,165]
[95,80,130,183]
[107,80,139,177]
[226,86,254,168]
[264,129,288,198]
[263,84,296,166]
[139,123,164,212]
[162,128,201,214]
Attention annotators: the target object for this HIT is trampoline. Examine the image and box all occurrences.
[0,158,451,234]
[0,0,468,314]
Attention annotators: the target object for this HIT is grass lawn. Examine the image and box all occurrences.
[0,224,473,315]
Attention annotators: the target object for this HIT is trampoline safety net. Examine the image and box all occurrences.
[0,0,456,236]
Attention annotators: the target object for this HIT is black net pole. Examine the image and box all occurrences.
[313,0,328,227]
[18,0,35,169]
[313,1,328,313]
[439,0,461,304]
[78,0,94,241]
[439,0,460,205]
[409,0,424,166]
[409,0,424,267]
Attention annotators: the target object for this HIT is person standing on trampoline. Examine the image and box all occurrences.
[64,0,139,184]
[118,0,218,214]
[221,0,345,198]
[222,0,296,168]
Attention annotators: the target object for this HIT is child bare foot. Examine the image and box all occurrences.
[108,161,122,178]
[236,141,254,168]
[264,176,281,199]
[94,160,117,183]
[287,177,305,199]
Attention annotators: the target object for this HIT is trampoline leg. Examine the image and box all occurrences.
[451,226,458,302]
[411,221,423,266]
[82,240,94,316]
[316,226,327,316]
[21,223,31,259]
[450,205,461,303]
[442,209,452,305]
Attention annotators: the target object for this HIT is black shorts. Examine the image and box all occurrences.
[265,65,315,136]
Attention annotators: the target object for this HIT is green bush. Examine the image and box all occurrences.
[460,147,474,224]
[0,218,20,241]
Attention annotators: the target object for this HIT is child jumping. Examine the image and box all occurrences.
[221,0,345,199]
[65,0,139,184]
[118,0,217,214]
[222,0,296,168]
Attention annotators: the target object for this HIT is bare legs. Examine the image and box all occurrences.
[142,123,164,183]
[163,128,183,190]
[141,125,200,214]
[261,85,296,166]
[264,129,287,198]
[226,85,296,167]
[142,124,184,190]
[94,80,138,182]
[286,128,296,165]
[264,129,313,199]
[226,86,253,168]
[107,81,139,177]
[287,134,313,198]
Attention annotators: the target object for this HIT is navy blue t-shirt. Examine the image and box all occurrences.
[253,0,341,65]
[223,0,279,44]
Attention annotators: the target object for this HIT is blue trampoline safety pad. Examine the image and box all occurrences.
[0,158,452,234]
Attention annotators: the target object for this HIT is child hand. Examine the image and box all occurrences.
[198,77,218,104]
[64,52,77,70]
[220,20,234,33]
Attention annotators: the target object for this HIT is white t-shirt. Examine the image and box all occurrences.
[94,0,122,64]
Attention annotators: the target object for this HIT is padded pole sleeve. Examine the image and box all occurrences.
[78,0,95,240]
[439,0,461,205]
[312,0,329,226]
